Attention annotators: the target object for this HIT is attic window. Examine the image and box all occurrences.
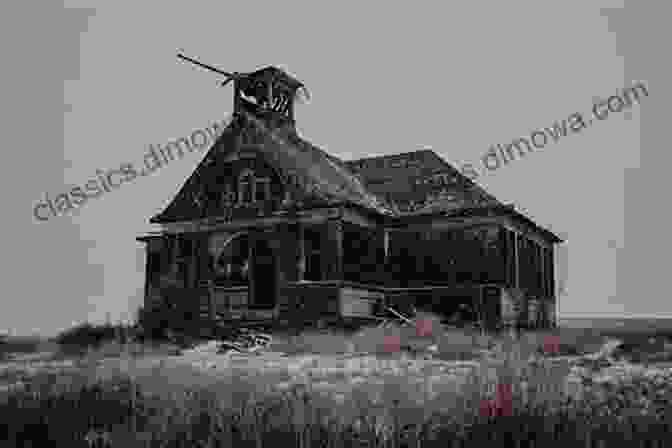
[238,169,271,204]
[221,184,236,208]
[238,171,253,203]
[255,177,271,202]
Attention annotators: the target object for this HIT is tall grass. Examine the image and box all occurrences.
[4,318,672,445]
[1,365,671,447]
[3,324,672,446]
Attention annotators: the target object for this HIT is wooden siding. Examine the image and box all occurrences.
[158,207,340,234]
[339,287,383,318]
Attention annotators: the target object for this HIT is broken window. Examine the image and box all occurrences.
[343,224,380,283]
[214,233,250,286]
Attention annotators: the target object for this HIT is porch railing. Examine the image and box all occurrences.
[199,283,277,322]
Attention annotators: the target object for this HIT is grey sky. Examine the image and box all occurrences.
[1,1,666,336]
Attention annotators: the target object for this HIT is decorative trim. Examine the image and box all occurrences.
[160,208,341,234]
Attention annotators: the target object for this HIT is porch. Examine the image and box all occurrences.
[138,206,557,333]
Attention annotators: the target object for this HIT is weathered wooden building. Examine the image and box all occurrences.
[137,65,563,333]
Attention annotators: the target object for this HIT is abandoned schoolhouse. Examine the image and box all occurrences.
[136,64,563,333]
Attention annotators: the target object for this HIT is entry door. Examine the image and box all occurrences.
[251,237,277,308]
[482,286,502,329]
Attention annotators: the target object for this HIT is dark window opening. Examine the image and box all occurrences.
[214,234,250,287]
[240,182,252,203]
[255,178,271,202]
[221,185,236,208]
[238,170,253,204]
[238,169,272,205]
[304,227,322,281]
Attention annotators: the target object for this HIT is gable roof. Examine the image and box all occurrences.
[150,112,395,223]
[149,116,562,243]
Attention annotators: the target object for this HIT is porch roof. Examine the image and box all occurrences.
[381,203,564,243]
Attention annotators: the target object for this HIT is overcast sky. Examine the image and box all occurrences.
[1,1,668,337]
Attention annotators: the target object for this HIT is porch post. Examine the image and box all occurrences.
[188,236,197,288]
[540,246,545,297]
[208,280,215,323]
[248,229,256,308]
[376,227,389,284]
[297,222,305,282]
[513,232,520,289]
[513,231,525,329]
[540,243,547,328]
[549,245,557,328]
[503,228,513,288]
[171,234,180,279]
[335,220,343,281]
[322,219,343,281]
[143,241,152,307]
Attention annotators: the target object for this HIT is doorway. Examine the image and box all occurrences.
[250,236,277,308]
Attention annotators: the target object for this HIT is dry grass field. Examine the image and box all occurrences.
[2,316,672,446]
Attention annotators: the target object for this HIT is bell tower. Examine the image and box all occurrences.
[177,54,309,130]
[234,66,306,127]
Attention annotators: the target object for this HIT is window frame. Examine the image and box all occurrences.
[237,169,271,205]
[213,232,251,286]
[238,170,253,204]
[254,176,271,202]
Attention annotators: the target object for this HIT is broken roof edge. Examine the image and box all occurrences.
[148,115,242,224]
[249,66,305,90]
[384,203,563,244]
[346,149,501,205]
[252,121,398,216]
[346,148,435,163]
[136,232,164,242]
[147,118,560,242]
[146,202,563,244]
[429,150,501,204]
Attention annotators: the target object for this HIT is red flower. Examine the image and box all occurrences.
[543,335,561,355]
[480,383,514,418]
[495,383,513,416]
[383,334,401,353]
[415,318,433,337]
[479,399,495,417]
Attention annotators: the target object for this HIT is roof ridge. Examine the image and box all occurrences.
[346,148,434,163]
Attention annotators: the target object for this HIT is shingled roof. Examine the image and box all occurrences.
[344,149,501,215]
[149,110,561,243]
[149,111,395,223]
[345,150,562,242]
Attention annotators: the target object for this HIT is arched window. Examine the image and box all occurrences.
[214,232,250,286]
